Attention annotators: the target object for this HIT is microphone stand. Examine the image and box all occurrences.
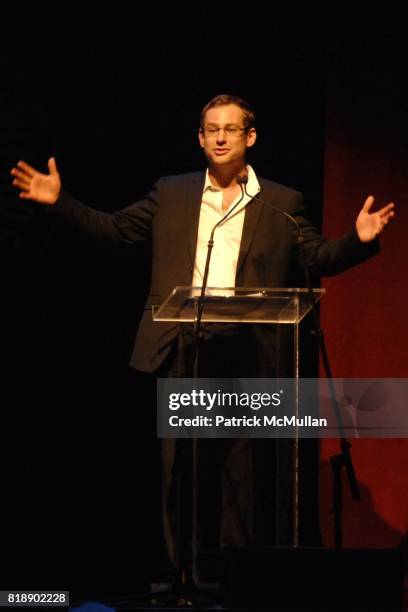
[191,181,247,587]
[243,185,360,548]
[162,179,247,606]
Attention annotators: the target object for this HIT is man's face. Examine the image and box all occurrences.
[199,104,256,168]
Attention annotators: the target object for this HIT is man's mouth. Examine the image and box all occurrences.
[214,148,229,154]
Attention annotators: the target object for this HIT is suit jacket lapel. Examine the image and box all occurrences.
[236,183,264,277]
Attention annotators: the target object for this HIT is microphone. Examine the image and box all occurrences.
[236,174,249,186]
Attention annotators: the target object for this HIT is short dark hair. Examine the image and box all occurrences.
[200,94,255,131]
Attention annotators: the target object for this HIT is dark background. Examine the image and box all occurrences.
[1,14,406,601]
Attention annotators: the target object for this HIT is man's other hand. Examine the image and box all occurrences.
[356,195,395,242]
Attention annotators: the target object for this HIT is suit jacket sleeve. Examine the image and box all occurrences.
[49,179,163,244]
[288,191,380,276]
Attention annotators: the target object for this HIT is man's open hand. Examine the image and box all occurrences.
[11,157,61,205]
[356,196,395,242]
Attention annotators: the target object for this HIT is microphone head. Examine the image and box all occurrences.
[236,174,249,185]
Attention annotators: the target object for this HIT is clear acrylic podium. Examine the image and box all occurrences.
[153,286,325,582]
[153,286,324,327]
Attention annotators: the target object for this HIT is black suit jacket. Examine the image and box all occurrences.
[54,171,379,372]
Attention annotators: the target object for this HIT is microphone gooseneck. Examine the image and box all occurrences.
[192,174,247,376]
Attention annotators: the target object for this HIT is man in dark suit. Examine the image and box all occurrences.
[11,94,394,562]
[10,94,394,371]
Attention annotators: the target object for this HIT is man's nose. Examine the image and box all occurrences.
[216,128,227,143]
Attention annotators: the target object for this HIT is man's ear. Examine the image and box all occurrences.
[246,128,257,149]
[198,128,205,149]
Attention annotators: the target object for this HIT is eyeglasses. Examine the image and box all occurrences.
[203,125,247,137]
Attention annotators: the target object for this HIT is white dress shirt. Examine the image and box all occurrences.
[192,165,261,290]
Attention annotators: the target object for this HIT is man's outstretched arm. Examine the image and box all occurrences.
[10,157,157,244]
[289,192,395,277]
